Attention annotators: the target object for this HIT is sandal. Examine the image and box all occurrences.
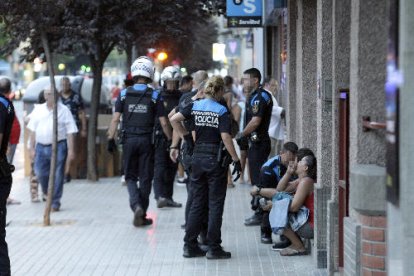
[280,246,307,256]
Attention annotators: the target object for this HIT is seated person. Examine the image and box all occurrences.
[249,142,298,244]
[251,148,316,254]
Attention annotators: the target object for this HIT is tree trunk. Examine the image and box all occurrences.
[86,59,104,181]
[126,42,133,71]
[41,31,57,226]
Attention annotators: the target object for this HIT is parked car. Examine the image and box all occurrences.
[22,75,110,114]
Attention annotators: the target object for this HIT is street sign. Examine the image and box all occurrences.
[226,0,263,28]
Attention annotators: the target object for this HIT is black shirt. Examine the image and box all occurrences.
[0,95,15,157]
[245,88,273,139]
[181,98,231,145]
[177,91,197,131]
[60,90,84,127]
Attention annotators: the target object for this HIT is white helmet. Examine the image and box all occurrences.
[161,66,181,83]
[131,56,154,80]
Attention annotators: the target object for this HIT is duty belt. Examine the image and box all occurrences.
[193,143,220,155]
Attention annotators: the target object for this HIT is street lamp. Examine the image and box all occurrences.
[157,52,168,62]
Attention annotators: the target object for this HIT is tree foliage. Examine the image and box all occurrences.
[0,0,223,181]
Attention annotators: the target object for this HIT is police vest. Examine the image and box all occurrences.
[154,89,181,134]
[0,95,14,157]
[122,86,159,134]
[161,89,181,115]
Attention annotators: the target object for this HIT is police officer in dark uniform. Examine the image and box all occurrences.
[107,56,171,227]
[170,76,241,260]
[0,77,15,274]
[251,142,298,245]
[153,66,182,208]
[236,68,273,226]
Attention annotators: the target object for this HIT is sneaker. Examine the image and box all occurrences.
[142,217,153,226]
[165,199,182,208]
[157,198,168,208]
[271,239,292,251]
[64,174,71,183]
[51,207,60,212]
[183,245,207,258]
[261,233,273,244]
[244,213,263,226]
[133,206,144,227]
[206,248,231,259]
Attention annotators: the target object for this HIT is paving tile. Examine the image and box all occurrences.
[6,151,315,275]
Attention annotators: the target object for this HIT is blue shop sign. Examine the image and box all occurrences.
[226,0,263,27]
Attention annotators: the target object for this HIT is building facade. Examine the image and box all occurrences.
[265,0,413,275]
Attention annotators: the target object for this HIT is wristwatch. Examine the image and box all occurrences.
[256,187,262,195]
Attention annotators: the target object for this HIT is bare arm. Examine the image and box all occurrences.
[107,112,121,139]
[67,133,75,158]
[79,109,87,137]
[242,116,262,137]
[276,160,296,192]
[159,116,172,140]
[29,131,36,160]
[170,112,189,139]
[232,104,241,124]
[290,178,313,212]
[250,185,278,198]
[220,132,239,161]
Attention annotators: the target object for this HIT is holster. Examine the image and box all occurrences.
[0,158,14,178]
[179,141,193,172]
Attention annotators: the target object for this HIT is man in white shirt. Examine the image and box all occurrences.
[27,86,78,211]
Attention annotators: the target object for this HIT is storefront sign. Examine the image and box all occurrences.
[226,0,263,27]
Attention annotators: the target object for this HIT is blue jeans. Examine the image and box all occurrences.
[34,140,67,209]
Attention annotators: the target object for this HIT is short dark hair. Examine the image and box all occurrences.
[224,75,233,87]
[133,76,151,84]
[303,155,317,180]
[282,142,298,154]
[0,78,11,95]
[243,68,262,84]
[296,148,315,162]
[38,90,46,104]
[180,75,193,87]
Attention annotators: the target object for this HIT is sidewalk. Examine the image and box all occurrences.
[6,156,320,275]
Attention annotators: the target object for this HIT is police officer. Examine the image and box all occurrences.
[169,70,208,229]
[251,142,298,245]
[170,76,241,260]
[153,66,182,208]
[236,68,273,226]
[0,77,15,274]
[107,56,171,227]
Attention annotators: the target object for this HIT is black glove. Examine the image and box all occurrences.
[236,135,249,151]
[231,160,242,182]
[107,138,117,153]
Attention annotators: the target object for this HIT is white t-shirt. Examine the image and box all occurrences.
[268,93,285,140]
[27,102,78,145]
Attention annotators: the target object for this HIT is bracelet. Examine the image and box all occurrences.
[256,187,262,195]
[169,146,179,150]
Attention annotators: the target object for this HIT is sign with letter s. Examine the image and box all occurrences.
[226,0,263,28]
